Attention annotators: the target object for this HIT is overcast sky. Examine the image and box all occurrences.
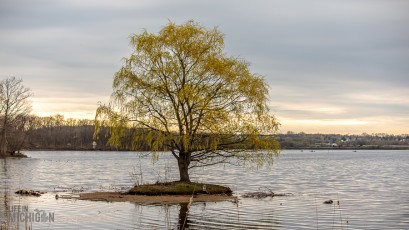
[1,0,408,134]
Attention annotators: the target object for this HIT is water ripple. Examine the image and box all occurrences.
[1,150,408,229]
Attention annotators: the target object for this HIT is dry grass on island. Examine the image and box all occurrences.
[79,181,235,204]
[0,152,28,158]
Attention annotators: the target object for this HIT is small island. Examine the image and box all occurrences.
[79,182,234,204]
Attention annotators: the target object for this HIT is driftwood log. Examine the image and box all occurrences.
[15,190,45,197]
[242,187,293,199]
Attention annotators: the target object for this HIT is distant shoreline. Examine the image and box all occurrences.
[21,146,409,152]
[283,146,409,150]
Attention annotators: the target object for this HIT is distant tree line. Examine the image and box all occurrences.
[279,132,409,150]
[21,114,165,151]
[21,119,409,151]
[1,114,407,152]
[2,110,408,152]
[23,114,96,150]
[23,115,276,152]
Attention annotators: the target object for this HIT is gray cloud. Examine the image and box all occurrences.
[0,0,408,133]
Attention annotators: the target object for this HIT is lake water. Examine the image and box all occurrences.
[1,150,408,229]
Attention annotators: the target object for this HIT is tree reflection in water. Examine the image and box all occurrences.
[178,203,190,229]
[1,159,10,225]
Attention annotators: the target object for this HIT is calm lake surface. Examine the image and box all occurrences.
[1,150,408,229]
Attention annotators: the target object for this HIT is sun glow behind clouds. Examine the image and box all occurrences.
[292,119,370,126]
[277,115,408,135]
[277,117,369,134]
[33,111,96,120]
[31,97,104,120]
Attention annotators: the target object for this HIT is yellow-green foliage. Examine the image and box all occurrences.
[95,20,280,167]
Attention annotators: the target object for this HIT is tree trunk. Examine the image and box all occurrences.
[178,153,191,182]
[0,129,7,156]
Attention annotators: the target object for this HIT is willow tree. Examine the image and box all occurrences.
[95,21,280,182]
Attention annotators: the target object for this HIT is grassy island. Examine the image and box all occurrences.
[128,181,232,196]
[79,182,233,204]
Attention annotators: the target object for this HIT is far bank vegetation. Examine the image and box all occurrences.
[4,115,408,152]
[0,110,407,153]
